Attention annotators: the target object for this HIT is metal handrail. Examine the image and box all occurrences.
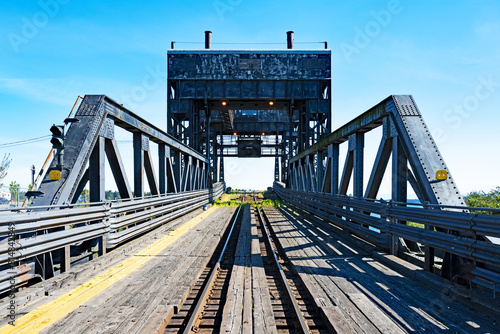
[274,183,500,293]
[274,185,500,263]
[106,185,224,248]
[0,183,224,293]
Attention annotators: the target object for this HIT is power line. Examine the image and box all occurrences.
[0,135,51,149]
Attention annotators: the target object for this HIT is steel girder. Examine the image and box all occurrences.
[24,95,212,280]
[33,95,210,207]
[288,95,465,207]
[285,95,484,280]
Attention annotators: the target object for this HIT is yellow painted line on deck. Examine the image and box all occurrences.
[2,207,217,334]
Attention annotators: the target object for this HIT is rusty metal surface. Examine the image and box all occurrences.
[168,50,331,80]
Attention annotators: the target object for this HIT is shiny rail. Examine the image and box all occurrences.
[181,192,245,334]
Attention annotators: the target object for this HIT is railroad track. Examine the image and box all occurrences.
[253,193,330,334]
[164,193,245,333]
[163,192,332,333]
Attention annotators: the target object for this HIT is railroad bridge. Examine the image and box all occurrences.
[1,32,499,333]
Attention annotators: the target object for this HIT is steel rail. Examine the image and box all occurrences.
[182,193,245,334]
[275,184,500,243]
[254,192,311,334]
[0,224,107,264]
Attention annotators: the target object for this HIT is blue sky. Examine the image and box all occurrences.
[0,0,499,197]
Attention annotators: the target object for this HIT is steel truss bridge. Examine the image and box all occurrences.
[1,31,499,333]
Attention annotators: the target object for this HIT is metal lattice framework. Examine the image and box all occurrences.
[3,36,499,301]
[279,95,500,286]
[288,95,464,207]
[33,95,210,207]
[12,95,217,280]
[167,49,331,183]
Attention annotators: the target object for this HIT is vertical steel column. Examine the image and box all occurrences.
[305,104,311,149]
[331,144,339,194]
[98,226,106,257]
[391,137,408,255]
[392,137,407,202]
[133,132,144,197]
[89,136,106,262]
[316,151,323,192]
[159,144,166,194]
[286,107,294,185]
[219,142,225,182]
[305,155,312,191]
[424,205,435,272]
[280,137,286,183]
[353,132,364,197]
[213,135,219,183]
[274,133,280,181]
[89,136,105,202]
[298,105,305,151]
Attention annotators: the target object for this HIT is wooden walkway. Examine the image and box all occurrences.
[0,207,235,334]
[2,203,498,333]
[264,204,499,333]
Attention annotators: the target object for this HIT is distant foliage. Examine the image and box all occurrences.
[213,198,241,207]
[9,181,20,200]
[464,187,500,212]
[106,190,121,200]
[0,154,11,186]
[261,199,282,207]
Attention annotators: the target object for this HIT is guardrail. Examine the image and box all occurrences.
[0,183,224,294]
[273,182,500,294]
[106,185,224,248]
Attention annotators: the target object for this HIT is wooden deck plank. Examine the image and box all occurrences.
[35,207,234,334]
[284,208,465,331]
[278,207,442,332]
[249,207,278,334]
[277,212,407,333]
[2,208,207,326]
[113,208,233,333]
[273,204,498,334]
[221,205,252,334]
[264,206,370,333]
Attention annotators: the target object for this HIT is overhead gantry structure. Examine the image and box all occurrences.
[167,31,331,184]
